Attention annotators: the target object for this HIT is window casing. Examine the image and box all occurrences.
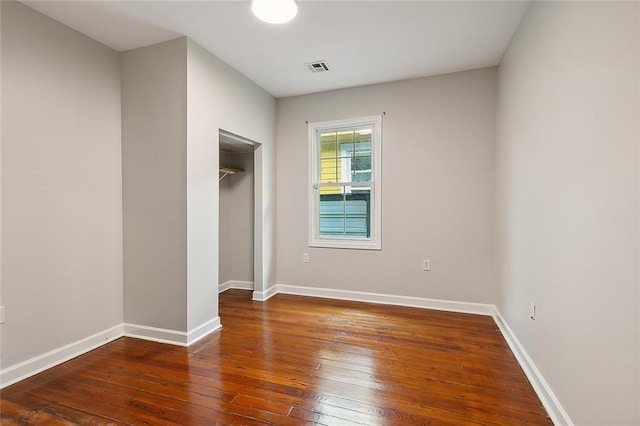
[308,115,382,250]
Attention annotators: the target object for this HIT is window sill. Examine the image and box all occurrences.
[309,239,381,250]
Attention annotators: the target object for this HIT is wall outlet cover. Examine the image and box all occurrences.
[529,303,536,320]
[422,259,431,271]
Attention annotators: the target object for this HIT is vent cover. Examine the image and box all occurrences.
[305,60,330,73]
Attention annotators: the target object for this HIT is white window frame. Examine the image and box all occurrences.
[308,115,382,250]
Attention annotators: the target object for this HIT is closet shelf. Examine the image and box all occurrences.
[219,165,244,181]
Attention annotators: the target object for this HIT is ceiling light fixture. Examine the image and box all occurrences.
[251,0,298,24]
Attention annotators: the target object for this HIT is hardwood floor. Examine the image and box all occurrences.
[1,290,552,425]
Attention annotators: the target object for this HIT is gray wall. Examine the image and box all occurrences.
[276,68,497,303]
[1,1,123,367]
[122,38,275,333]
[219,152,255,285]
[186,40,275,328]
[121,38,187,331]
[495,2,639,423]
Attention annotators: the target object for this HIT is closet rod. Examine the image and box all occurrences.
[219,166,244,182]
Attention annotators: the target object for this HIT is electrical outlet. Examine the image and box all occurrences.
[0,306,5,324]
[303,253,309,263]
[529,303,536,321]
[422,259,431,271]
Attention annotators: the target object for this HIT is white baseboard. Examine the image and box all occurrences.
[0,324,124,389]
[124,317,221,347]
[219,280,254,293]
[492,309,572,426]
[1,318,222,389]
[124,323,189,346]
[187,317,222,346]
[275,284,495,316]
[252,285,278,301]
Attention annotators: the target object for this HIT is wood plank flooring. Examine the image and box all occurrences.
[1,290,552,425]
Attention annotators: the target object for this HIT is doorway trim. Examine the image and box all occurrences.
[218,129,264,298]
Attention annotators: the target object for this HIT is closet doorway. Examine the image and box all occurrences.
[218,129,260,293]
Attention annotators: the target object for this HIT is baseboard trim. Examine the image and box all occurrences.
[492,308,573,426]
[124,317,222,347]
[187,317,222,346]
[123,323,189,346]
[0,317,222,389]
[219,280,254,293]
[0,324,124,389]
[252,285,278,301]
[275,284,495,316]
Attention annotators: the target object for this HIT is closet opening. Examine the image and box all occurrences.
[218,129,261,294]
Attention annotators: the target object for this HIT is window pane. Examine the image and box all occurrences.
[353,132,371,182]
[353,171,371,182]
[352,154,371,182]
[320,158,339,183]
[353,156,371,170]
[337,130,355,143]
[319,187,345,237]
[345,190,370,237]
[319,186,370,238]
[354,129,371,148]
[320,132,337,159]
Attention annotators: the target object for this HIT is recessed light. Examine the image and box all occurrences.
[252,0,298,24]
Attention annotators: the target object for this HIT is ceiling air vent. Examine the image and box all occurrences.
[305,60,330,73]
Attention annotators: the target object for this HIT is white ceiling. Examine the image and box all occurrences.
[23,1,530,98]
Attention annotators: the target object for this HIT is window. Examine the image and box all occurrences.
[308,115,382,249]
